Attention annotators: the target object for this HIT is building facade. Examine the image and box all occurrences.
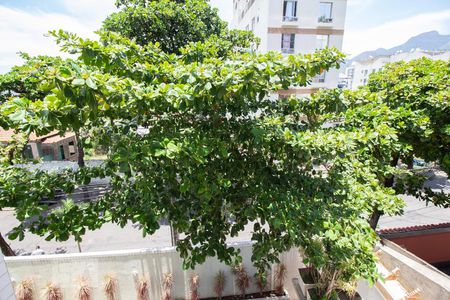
[233,0,348,95]
[0,129,79,162]
[346,49,450,90]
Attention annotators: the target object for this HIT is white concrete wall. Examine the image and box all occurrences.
[379,240,450,299]
[0,253,15,300]
[5,242,299,300]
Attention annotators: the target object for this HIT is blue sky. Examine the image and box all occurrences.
[210,0,450,56]
[0,0,449,72]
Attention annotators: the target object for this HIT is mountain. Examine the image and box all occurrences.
[351,31,450,62]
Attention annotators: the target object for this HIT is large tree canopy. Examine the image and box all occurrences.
[1,0,448,295]
[0,29,397,289]
[103,0,258,54]
[301,58,450,229]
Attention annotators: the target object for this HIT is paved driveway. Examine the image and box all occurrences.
[0,209,256,255]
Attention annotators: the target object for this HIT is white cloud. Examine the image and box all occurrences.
[347,0,374,7]
[343,9,450,57]
[61,0,117,23]
[0,3,116,73]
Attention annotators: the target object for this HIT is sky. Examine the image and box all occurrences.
[0,0,449,73]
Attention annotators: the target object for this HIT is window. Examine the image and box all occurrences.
[281,34,295,53]
[251,17,256,31]
[318,2,333,22]
[283,0,298,21]
[316,35,329,49]
[313,72,326,83]
[68,141,76,156]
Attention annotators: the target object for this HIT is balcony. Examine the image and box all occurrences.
[281,48,295,54]
[318,15,333,23]
[283,16,298,22]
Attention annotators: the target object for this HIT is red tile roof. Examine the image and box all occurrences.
[378,222,450,234]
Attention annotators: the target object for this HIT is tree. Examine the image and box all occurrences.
[0,54,91,166]
[297,58,450,230]
[103,0,259,55]
[0,54,62,104]
[0,29,398,289]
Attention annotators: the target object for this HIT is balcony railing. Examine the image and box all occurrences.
[318,16,333,23]
[281,48,295,54]
[283,16,298,22]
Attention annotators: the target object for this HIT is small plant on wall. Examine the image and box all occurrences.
[274,263,287,295]
[232,264,250,299]
[103,274,119,300]
[189,273,200,300]
[136,276,150,300]
[75,276,92,300]
[162,272,173,300]
[42,283,63,300]
[254,271,269,296]
[214,270,226,300]
[15,278,34,300]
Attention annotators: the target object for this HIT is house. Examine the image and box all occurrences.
[0,129,79,162]
[232,0,348,95]
[378,170,450,276]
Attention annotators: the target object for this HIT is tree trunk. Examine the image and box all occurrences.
[75,131,85,168]
[369,154,400,230]
[0,232,15,256]
[369,208,383,230]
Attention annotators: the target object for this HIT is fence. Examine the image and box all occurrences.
[5,241,299,299]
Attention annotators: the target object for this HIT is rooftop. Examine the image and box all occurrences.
[0,129,75,143]
[379,170,450,230]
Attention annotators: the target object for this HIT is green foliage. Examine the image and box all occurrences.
[0,54,63,104]
[300,59,449,212]
[367,58,450,173]
[3,7,442,293]
[103,0,258,55]
[0,29,394,284]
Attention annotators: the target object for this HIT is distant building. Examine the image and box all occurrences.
[232,0,348,96]
[0,129,79,161]
[346,49,450,90]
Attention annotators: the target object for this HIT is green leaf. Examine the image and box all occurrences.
[72,78,85,86]
[86,77,97,90]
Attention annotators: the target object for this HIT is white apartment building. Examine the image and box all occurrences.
[233,0,348,96]
[347,49,450,90]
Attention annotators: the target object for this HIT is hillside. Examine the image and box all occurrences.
[351,31,450,62]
